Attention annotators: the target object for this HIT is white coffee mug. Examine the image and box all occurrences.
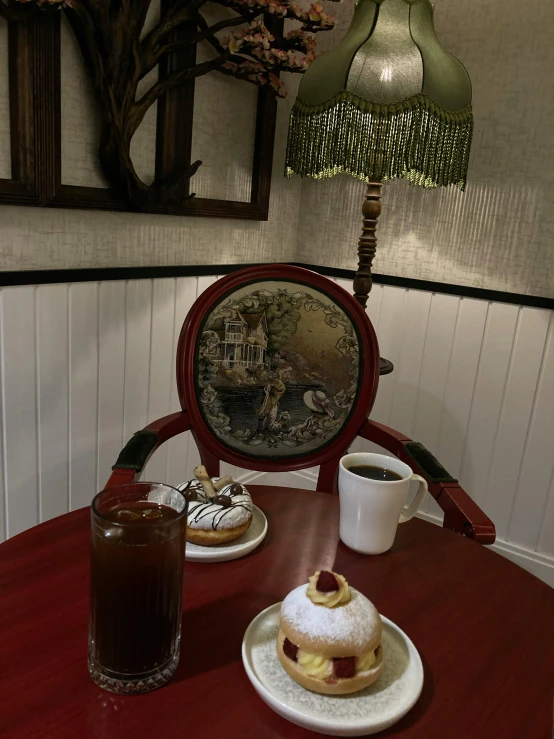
[338,452,428,555]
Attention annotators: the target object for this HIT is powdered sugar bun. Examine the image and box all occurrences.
[280,584,382,658]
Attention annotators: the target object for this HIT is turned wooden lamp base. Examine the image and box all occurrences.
[352,180,394,376]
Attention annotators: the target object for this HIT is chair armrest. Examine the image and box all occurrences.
[359,419,496,545]
[105,411,191,489]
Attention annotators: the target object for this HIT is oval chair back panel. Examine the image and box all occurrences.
[177,265,380,474]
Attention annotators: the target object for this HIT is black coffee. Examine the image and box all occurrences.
[348,465,403,482]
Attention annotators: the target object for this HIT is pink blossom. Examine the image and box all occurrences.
[307,2,334,27]
[267,0,284,13]
[286,29,317,53]
[289,1,309,21]
[227,37,244,53]
[269,73,287,98]
[216,0,335,95]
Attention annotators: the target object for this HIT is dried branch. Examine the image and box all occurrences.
[141,0,206,60]
[0,0,36,21]
[153,158,203,202]
[141,11,258,78]
[131,55,227,138]
[125,0,152,39]
[0,2,11,20]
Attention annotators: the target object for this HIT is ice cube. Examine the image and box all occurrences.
[142,507,163,519]
[115,508,141,520]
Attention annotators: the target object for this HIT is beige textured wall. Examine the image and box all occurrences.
[296,0,554,298]
[0,0,553,299]
[0,97,302,270]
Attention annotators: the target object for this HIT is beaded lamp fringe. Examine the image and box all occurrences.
[285,91,473,190]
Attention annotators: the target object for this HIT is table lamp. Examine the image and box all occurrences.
[286,0,473,334]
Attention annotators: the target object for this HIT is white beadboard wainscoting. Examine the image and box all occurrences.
[0,273,553,586]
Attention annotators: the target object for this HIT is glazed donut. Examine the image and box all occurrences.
[178,478,253,546]
[277,570,384,695]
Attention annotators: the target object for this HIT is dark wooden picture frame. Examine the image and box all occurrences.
[0,13,42,205]
[0,11,277,220]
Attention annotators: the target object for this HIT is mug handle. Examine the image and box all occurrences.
[399,475,428,524]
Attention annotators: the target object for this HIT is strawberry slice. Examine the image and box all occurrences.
[333,657,356,679]
[283,638,299,662]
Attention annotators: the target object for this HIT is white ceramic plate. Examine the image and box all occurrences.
[185,505,267,563]
[242,603,424,737]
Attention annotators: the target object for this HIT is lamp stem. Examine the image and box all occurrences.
[353,179,382,308]
[353,180,393,376]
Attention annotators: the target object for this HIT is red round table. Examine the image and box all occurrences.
[1,486,553,739]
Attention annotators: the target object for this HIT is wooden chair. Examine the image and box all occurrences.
[106,265,495,545]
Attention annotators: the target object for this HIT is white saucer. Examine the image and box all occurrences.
[185,505,267,562]
[242,603,424,737]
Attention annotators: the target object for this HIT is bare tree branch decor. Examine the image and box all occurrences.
[6,0,338,211]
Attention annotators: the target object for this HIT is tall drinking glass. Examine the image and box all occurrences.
[89,482,187,694]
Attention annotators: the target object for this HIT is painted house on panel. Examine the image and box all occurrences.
[210,311,268,369]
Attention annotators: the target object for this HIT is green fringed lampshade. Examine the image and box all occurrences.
[286,0,473,190]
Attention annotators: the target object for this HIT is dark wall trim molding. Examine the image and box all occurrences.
[294,265,554,311]
[0,263,552,311]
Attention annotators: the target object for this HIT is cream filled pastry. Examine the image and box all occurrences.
[277,570,384,695]
[178,468,253,546]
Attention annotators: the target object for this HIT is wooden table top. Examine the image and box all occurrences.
[1,486,553,739]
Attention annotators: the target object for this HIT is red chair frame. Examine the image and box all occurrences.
[106,265,495,546]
